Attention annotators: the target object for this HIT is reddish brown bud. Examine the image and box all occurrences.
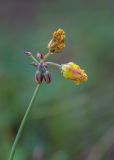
[36,53,44,60]
[35,70,43,84]
[44,70,52,84]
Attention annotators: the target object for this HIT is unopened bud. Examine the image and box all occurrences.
[36,53,44,60]
[24,51,32,56]
[35,70,43,84]
[44,70,52,84]
[30,61,38,67]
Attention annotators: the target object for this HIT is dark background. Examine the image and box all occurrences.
[0,0,114,159]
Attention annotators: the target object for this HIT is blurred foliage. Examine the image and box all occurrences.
[0,0,114,159]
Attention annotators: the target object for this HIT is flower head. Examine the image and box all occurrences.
[48,28,65,53]
[25,28,88,86]
[61,62,88,85]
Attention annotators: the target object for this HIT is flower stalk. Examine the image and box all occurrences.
[8,27,88,159]
[8,85,40,160]
[46,62,61,68]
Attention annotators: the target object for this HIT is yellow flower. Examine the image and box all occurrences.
[61,62,88,85]
[48,28,65,53]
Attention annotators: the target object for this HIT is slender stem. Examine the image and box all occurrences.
[44,52,51,61]
[8,85,40,160]
[30,55,39,63]
[46,61,61,69]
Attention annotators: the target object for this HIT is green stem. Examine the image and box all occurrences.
[8,84,40,160]
[30,55,39,63]
[46,62,61,69]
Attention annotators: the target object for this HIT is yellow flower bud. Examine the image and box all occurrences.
[48,28,65,53]
[61,62,88,85]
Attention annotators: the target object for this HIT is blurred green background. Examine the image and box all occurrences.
[0,0,114,159]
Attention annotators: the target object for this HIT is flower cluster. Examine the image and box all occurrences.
[25,28,88,85]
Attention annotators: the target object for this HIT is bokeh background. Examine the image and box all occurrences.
[0,0,114,159]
